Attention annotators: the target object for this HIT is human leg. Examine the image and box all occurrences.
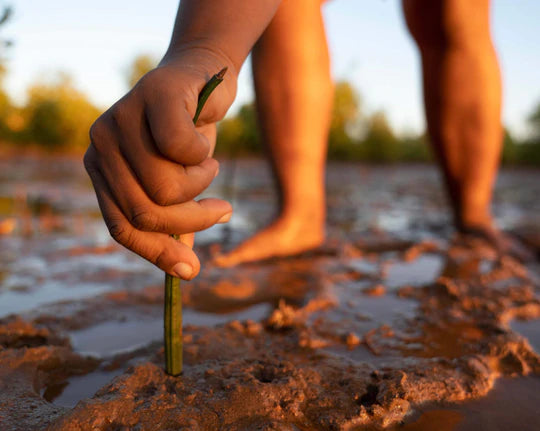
[215,0,333,267]
[403,0,501,234]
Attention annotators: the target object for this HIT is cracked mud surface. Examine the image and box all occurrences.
[0,156,539,430]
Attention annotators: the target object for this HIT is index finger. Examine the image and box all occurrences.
[87,163,201,279]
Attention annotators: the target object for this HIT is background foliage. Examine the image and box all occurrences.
[0,39,538,164]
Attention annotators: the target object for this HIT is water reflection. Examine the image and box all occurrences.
[384,254,444,288]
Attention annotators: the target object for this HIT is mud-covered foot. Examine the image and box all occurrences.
[213,217,325,267]
[458,224,535,263]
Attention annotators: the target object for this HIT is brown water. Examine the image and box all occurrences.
[0,155,539,430]
[386,377,540,431]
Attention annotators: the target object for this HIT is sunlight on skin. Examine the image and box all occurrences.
[216,0,508,267]
[214,0,331,267]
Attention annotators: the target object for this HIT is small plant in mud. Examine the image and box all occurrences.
[164,67,227,376]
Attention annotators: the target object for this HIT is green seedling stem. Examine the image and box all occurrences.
[164,67,227,376]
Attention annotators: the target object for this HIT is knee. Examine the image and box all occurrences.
[403,0,491,50]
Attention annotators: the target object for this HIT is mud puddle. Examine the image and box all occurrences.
[70,318,163,357]
[0,280,112,318]
[385,376,540,431]
[384,254,444,288]
[41,296,273,409]
[43,368,126,408]
[70,303,271,358]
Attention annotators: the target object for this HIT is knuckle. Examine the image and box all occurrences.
[197,207,212,230]
[89,118,106,145]
[129,206,159,231]
[154,125,179,151]
[154,247,170,269]
[110,103,128,128]
[151,181,185,206]
[89,116,114,153]
[138,68,160,91]
[140,69,177,106]
[83,149,96,174]
[108,220,127,243]
[206,100,229,122]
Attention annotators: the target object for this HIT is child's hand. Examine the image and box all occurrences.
[84,49,237,280]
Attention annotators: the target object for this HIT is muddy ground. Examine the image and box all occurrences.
[0,155,539,430]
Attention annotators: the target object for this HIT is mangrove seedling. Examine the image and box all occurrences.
[164,67,227,376]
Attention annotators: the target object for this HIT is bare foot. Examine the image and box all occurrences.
[458,224,535,262]
[213,217,325,267]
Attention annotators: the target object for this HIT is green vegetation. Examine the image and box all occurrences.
[519,102,540,165]
[20,75,101,149]
[499,103,540,166]
[0,4,13,139]
[126,54,157,88]
[0,73,101,150]
[216,81,431,163]
[327,81,361,159]
[0,52,158,151]
[0,32,537,166]
[217,81,540,166]
[216,103,260,156]
[0,5,101,150]
[164,67,227,377]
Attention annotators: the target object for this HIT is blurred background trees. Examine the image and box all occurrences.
[216,79,540,166]
[216,103,260,156]
[216,81,432,163]
[0,3,102,150]
[126,54,156,89]
[21,74,101,149]
[519,102,540,165]
[327,81,361,159]
[0,50,159,150]
[361,111,399,163]
[0,4,13,140]
[0,39,538,165]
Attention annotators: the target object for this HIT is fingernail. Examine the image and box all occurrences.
[214,166,220,178]
[172,262,193,279]
[217,212,232,223]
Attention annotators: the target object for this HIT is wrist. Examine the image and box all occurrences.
[156,46,238,124]
[160,44,238,106]
[162,43,238,82]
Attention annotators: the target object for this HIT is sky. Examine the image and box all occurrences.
[2,0,540,137]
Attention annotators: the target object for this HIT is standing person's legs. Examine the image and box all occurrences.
[215,0,333,267]
[403,0,502,236]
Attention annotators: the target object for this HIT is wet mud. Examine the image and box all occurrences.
[0,156,539,430]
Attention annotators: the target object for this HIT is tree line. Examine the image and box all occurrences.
[216,81,540,166]
[0,49,539,166]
